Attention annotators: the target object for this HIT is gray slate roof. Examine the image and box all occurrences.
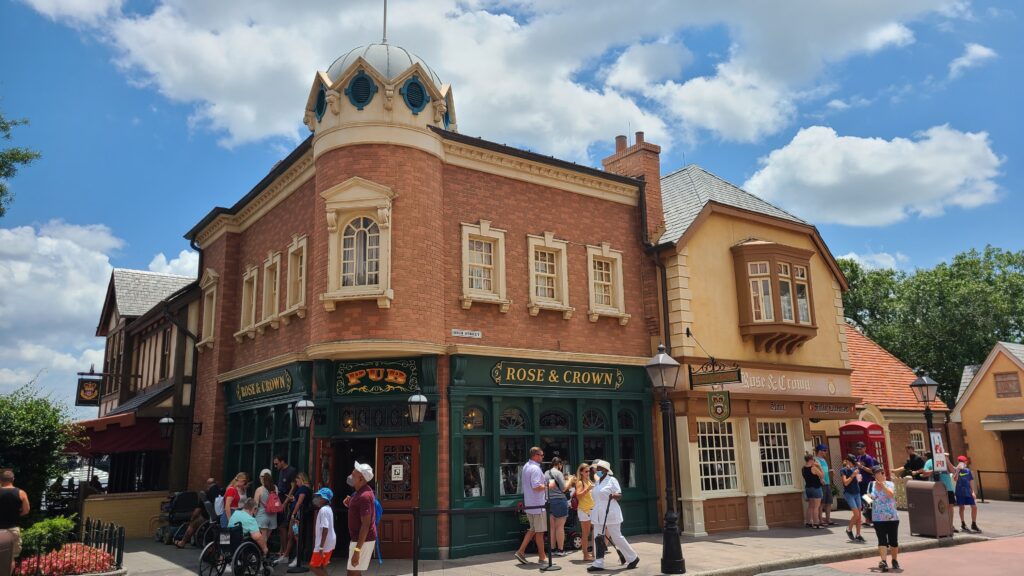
[957,364,981,402]
[1001,342,1024,365]
[113,269,195,318]
[980,413,1024,422]
[108,381,174,416]
[659,165,805,245]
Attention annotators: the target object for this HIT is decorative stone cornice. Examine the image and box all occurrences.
[442,141,639,206]
[194,151,315,248]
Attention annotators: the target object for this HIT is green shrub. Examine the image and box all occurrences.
[20,515,75,555]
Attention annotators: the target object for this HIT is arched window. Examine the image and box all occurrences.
[540,410,571,430]
[342,217,380,287]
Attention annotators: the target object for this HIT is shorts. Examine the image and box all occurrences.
[821,486,833,505]
[549,498,568,518]
[947,491,957,504]
[310,550,333,568]
[804,486,823,499]
[526,513,548,533]
[3,527,22,558]
[347,541,374,571]
[956,492,976,506]
[844,493,862,510]
[577,508,592,522]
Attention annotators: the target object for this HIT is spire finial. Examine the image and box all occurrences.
[382,0,388,44]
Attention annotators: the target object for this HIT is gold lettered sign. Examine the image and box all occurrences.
[336,359,419,394]
[235,370,293,403]
[491,361,623,389]
[76,378,101,407]
[708,391,731,422]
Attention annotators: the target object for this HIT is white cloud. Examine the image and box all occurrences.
[840,251,910,270]
[604,40,691,92]
[19,0,122,25]
[21,0,969,155]
[948,43,997,79]
[0,221,115,416]
[148,249,199,277]
[826,99,851,111]
[744,124,1002,226]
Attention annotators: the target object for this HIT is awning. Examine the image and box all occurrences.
[980,413,1024,432]
[70,413,170,456]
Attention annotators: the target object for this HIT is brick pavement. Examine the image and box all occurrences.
[123,500,1024,575]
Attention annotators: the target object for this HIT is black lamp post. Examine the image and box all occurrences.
[909,369,940,432]
[158,416,174,439]
[407,393,429,576]
[288,399,315,574]
[645,344,686,574]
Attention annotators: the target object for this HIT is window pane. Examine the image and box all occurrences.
[697,420,738,492]
[463,437,486,498]
[541,436,572,468]
[779,280,794,322]
[499,408,527,430]
[757,421,793,487]
[760,279,774,321]
[593,258,614,307]
[534,249,558,300]
[619,437,638,489]
[500,437,527,496]
[751,279,763,321]
[583,437,606,463]
[796,283,810,324]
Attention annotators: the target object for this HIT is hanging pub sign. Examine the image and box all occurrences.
[336,359,420,394]
[491,360,624,389]
[708,391,731,422]
[75,378,102,407]
[688,357,742,388]
[234,369,293,403]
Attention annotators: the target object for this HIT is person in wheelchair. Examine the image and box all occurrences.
[228,498,268,555]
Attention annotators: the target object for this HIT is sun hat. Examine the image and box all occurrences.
[315,487,334,501]
[591,459,614,476]
[353,460,375,482]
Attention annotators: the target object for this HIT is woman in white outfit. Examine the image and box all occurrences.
[588,459,639,572]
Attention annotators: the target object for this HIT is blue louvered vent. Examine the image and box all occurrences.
[314,84,327,121]
[401,76,430,115]
[344,70,378,110]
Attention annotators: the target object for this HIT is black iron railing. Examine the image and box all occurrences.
[14,518,124,576]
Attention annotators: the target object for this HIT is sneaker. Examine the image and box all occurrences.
[846,529,854,540]
[971,523,981,533]
[892,559,900,570]
[962,522,969,532]
[587,567,606,573]
[514,552,528,564]
[626,557,640,570]
[878,560,889,572]
[856,535,866,543]
[288,558,298,568]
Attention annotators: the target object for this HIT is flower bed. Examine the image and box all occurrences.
[15,543,115,576]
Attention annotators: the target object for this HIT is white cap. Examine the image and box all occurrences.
[353,460,374,482]
[260,468,273,479]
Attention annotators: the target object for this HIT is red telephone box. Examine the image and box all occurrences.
[839,421,890,476]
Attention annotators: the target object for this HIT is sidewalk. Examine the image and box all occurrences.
[123,500,1024,576]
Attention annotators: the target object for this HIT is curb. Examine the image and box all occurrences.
[690,534,988,576]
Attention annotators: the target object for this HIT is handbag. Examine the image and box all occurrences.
[265,490,284,514]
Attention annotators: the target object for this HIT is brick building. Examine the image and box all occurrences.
[183,43,664,559]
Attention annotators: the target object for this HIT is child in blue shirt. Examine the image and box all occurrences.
[953,456,980,532]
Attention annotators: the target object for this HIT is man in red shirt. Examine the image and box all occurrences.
[342,461,377,576]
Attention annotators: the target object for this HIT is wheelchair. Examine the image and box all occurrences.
[155,491,201,544]
[198,524,272,576]
[192,501,219,548]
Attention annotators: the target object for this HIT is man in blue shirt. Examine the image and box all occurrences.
[853,442,878,526]
[921,452,958,533]
[954,456,980,533]
[514,447,549,565]
[228,498,267,554]
[814,445,835,526]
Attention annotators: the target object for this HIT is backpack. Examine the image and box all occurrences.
[265,490,284,514]
[214,495,225,516]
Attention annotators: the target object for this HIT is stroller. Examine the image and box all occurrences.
[155,491,200,544]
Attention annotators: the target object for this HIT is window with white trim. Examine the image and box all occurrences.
[757,421,793,487]
[748,261,774,322]
[320,177,395,310]
[777,263,795,323]
[697,420,738,492]
[527,232,573,319]
[259,252,281,332]
[235,266,258,342]
[198,268,218,350]
[908,430,926,452]
[460,220,510,312]
[794,265,811,324]
[586,243,630,325]
[283,235,307,321]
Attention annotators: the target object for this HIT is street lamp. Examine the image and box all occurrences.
[289,399,316,574]
[407,393,429,424]
[294,399,315,430]
[158,416,174,439]
[909,369,940,432]
[645,344,685,574]
[407,393,430,576]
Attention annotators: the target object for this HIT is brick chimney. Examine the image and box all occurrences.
[602,131,664,243]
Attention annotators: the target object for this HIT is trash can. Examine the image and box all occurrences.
[906,479,952,537]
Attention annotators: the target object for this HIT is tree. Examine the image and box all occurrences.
[838,247,1024,405]
[0,382,82,517]
[1,110,42,217]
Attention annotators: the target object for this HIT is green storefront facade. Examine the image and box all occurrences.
[448,355,659,559]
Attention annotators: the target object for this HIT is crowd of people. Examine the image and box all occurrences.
[805,441,981,573]
[513,447,640,573]
[167,454,378,576]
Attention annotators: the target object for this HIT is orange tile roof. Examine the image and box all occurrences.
[846,327,949,412]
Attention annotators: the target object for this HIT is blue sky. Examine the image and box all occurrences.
[0,0,1019,411]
